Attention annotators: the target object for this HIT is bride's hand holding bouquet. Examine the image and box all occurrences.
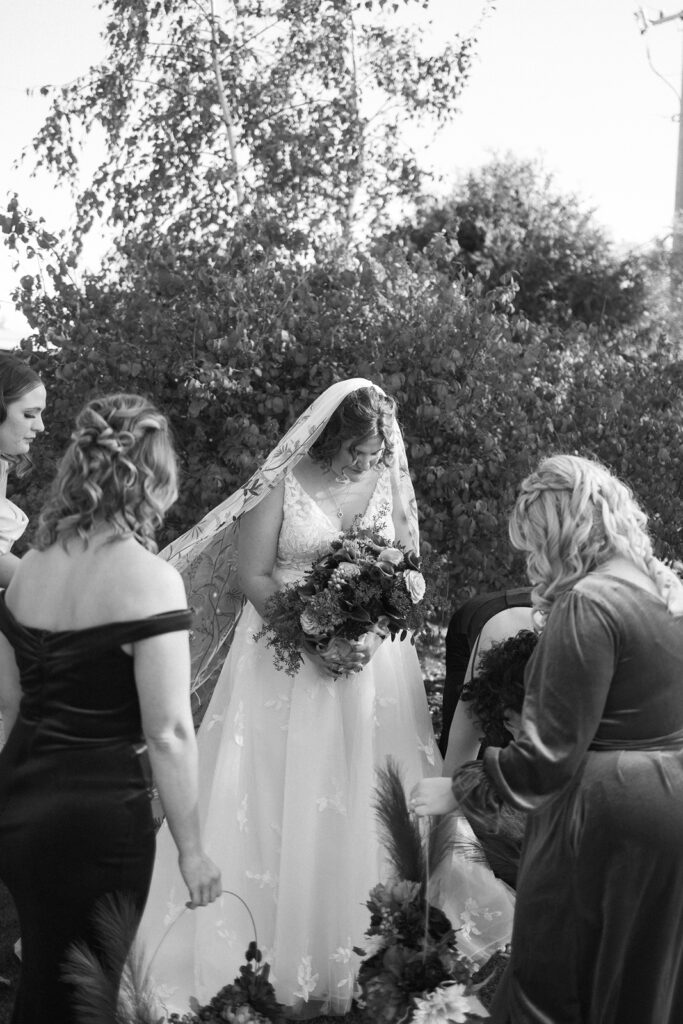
[255,519,427,678]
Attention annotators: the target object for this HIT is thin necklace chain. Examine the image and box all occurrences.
[320,465,380,521]
[322,471,351,520]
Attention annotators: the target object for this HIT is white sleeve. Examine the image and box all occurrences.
[0,498,28,555]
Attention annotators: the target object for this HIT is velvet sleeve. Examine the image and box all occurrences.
[450,759,527,887]
[452,588,618,817]
[488,589,617,811]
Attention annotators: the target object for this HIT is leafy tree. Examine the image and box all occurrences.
[6,197,683,634]
[386,155,650,328]
[5,6,683,650]
[27,0,481,251]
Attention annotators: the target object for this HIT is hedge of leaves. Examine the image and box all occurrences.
[4,205,683,621]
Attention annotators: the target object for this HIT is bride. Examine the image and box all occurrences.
[138,378,513,1017]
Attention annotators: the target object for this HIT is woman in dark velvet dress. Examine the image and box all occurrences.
[412,454,683,1024]
[0,394,221,1024]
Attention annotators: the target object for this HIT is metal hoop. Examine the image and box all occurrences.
[145,889,259,977]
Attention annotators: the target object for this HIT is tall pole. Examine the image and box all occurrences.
[674,31,683,278]
[640,9,683,283]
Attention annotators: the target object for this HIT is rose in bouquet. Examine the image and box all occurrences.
[255,518,427,677]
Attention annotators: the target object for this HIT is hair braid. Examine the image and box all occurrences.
[509,454,683,616]
[35,394,176,552]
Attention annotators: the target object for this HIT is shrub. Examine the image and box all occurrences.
[5,205,683,624]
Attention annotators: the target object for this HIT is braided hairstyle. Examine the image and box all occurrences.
[34,394,177,553]
[509,454,683,616]
[309,386,396,469]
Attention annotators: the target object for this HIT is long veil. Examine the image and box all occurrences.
[140,379,515,1012]
[162,377,419,718]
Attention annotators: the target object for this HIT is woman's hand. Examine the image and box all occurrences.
[306,630,386,678]
[338,631,386,674]
[409,777,459,817]
[179,850,222,908]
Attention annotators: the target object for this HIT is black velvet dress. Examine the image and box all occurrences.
[0,594,192,1024]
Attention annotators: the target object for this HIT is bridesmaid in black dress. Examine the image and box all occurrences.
[0,393,221,1024]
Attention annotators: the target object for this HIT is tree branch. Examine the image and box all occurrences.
[343,9,365,244]
[209,0,245,206]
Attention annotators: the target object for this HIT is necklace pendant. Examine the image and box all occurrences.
[337,509,344,519]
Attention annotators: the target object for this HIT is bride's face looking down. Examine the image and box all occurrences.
[308,386,397,478]
[328,434,384,481]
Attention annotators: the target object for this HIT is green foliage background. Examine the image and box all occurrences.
[3,0,683,621]
[5,194,683,619]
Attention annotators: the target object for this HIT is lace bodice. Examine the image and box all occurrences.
[275,467,394,574]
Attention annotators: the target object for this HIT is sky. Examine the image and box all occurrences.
[1,0,682,345]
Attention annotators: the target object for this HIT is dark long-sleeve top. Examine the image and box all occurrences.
[452,573,683,818]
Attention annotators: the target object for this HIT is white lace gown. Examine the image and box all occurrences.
[138,468,513,1016]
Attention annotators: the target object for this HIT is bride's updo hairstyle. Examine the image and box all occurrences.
[308,386,396,469]
[509,454,683,617]
[34,393,177,553]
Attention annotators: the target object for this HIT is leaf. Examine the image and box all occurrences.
[373,757,425,885]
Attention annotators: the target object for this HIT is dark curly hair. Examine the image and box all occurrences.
[309,386,396,469]
[34,393,177,553]
[461,629,539,747]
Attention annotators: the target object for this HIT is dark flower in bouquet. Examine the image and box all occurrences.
[255,509,428,676]
[355,879,474,1023]
[169,941,286,1024]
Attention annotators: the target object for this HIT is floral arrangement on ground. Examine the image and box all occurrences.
[355,876,507,1023]
[145,759,504,1024]
[159,760,506,1024]
[57,756,507,1024]
[168,941,285,1024]
[352,758,509,1023]
[255,511,427,676]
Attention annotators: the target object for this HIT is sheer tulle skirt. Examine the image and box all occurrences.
[138,601,513,1016]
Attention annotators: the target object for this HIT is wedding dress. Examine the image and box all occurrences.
[137,379,514,1017]
[139,465,444,1016]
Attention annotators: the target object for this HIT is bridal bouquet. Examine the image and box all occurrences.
[255,519,427,677]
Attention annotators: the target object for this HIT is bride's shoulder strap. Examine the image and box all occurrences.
[161,380,377,721]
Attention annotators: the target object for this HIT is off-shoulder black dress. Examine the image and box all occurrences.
[0,595,192,1024]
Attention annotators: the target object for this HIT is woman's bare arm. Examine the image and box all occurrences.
[237,483,284,618]
[134,565,221,907]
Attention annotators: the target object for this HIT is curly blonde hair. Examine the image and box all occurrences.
[34,394,177,553]
[509,454,683,616]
